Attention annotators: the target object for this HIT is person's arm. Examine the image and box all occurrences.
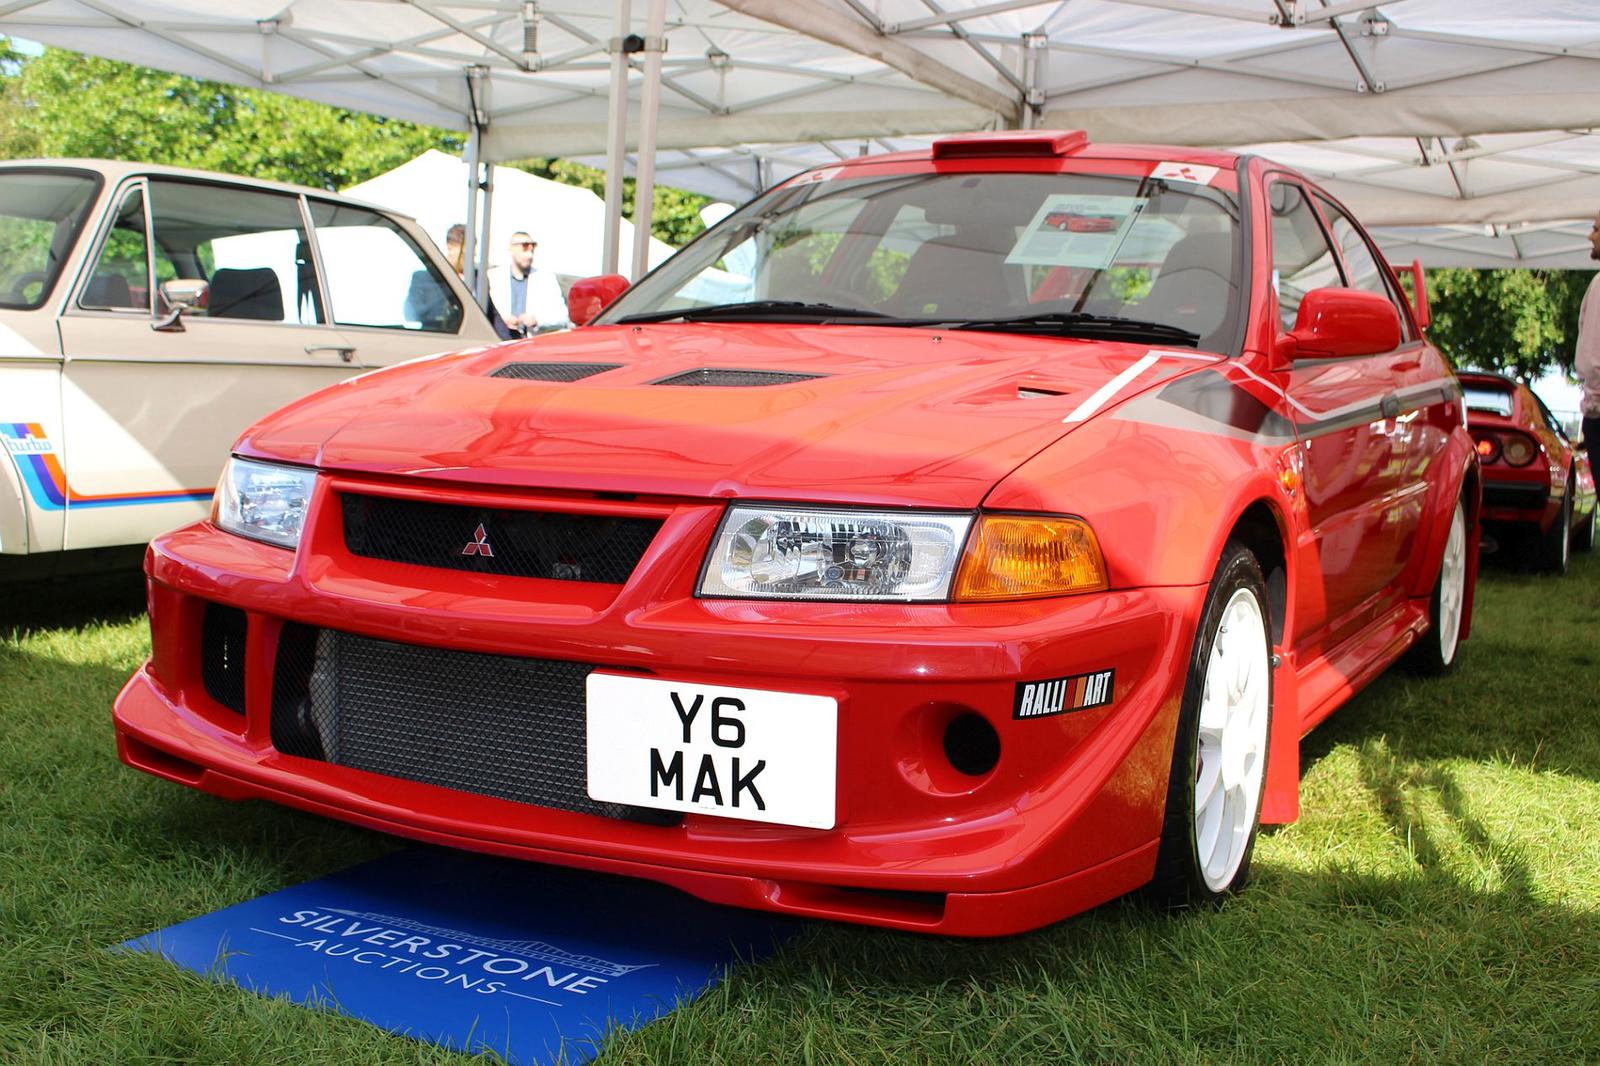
[533,271,571,330]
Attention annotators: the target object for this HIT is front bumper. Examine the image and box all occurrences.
[115,481,1206,936]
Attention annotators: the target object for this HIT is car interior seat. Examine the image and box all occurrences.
[892,226,1017,318]
[209,266,284,320]
[1134,231,1235,338]
[83,273,135,309]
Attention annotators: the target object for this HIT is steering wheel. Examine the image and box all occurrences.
[8,271,48,302]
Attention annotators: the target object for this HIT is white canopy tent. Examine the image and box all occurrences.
[4,0,1598,276]
[343,148,678,280]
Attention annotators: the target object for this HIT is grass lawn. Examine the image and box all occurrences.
[2,556,1598,1064]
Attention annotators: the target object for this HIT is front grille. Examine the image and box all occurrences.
[491,361,621,382]
[341,494,661,584]
[650,368,823,387]
[270,625,679,825]
[200,603,247,715]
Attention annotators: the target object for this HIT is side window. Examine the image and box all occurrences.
[1268,181,1341,332]
[80,187,150,311]
[308,201,463,333]
[148,180,322,325]
[1317,195,1414,342]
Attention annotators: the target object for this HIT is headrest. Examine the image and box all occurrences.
[209,267,283,321]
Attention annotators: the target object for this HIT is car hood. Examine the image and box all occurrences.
[238,323,1218,509]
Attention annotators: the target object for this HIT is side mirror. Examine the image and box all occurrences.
[567,273,629,327]
[1281,287,1401,360]
[152,278,210,332]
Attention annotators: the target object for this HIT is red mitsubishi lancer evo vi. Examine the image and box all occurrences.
[114,132,1479,936]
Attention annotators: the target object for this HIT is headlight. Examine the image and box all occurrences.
[699,505,973,601]
[215,457,317,549]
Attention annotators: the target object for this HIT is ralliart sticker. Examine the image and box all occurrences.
[1013,669,1115,719]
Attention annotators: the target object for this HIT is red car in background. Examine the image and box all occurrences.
[1460,371,1597,573]
[113,132,1480,936]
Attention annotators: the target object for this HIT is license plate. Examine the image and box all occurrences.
[586,673,837,829]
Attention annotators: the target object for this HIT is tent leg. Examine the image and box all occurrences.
[476,162,495,305]
[630,0,667,280]
[462,120,482,297]
[602,0,633,277]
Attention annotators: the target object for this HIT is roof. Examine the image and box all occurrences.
[0,157,408,218]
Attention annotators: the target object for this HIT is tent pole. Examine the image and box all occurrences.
[476,162,495,305]
[602,0,633,277]
[630,0,667,280]
[462,119,482,297]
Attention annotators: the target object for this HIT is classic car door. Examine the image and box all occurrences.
[54,176,492,553]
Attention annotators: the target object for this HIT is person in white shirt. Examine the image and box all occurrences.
[487,230,570,338]
[1579,211,1600,479]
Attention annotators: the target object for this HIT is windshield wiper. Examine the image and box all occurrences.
[615,300,897,324]
[946,312,1201,347]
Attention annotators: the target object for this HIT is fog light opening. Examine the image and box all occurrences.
[943,713,1000,777]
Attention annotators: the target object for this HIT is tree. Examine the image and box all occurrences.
[1424,267,1596,380]
[0,45,459,190]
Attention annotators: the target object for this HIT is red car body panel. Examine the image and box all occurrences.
[113,140,1479,935]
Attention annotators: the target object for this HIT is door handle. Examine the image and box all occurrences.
[305,344,356,363]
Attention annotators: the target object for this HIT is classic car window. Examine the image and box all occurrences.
[0,169,100,310]
[79,186,152,312]
[1316,195,1415,342]
[1268,181,1341,333]
[148,180,323,325]
[602,171,1244,352]
[1462,384,1514,416]
[308,201,463,333]
[1529,388,1568,442]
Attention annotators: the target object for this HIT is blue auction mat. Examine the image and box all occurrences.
[122,848,797,1064]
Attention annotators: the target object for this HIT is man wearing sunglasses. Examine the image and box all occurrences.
[488,230,571,338]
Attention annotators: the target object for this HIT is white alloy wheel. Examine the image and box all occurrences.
[1193,586,1271,893]
[1436,501,1467,667]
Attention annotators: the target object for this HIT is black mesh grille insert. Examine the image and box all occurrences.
[491,362,622,382]
[341,494,661,584]
[650,368,824,387]
[200,603,247,715]
[269,625,679,825]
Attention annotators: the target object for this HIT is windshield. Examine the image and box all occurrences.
[1462,384,1514,417]
[0,169,102,310]
[600,169,1244,352]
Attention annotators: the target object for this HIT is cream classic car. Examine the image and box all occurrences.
[0,160,498,580]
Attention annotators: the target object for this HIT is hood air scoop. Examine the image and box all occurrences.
[650,368,825,387]
[491,362,622,382]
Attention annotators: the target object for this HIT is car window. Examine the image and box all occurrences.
[1267,181,1340,333]
[1528,388,1567,441]
[1316,195,1415,342]
[148,180,322,325]
[308,201,464,333]
[0,169,100,310]
[604,171,1245,353]
[1462,384,1513,416]
[79,186,151,312]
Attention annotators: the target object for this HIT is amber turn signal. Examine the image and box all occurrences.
[953,514,1109,601]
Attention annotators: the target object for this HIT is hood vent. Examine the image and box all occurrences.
[491,362,622,382]
[650,368,824,387]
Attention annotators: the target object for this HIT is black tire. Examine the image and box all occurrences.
[1149,541,1272,905]
[1572,485,1596,553]
[1536,484,1572,575]
[1406,498,1470,676]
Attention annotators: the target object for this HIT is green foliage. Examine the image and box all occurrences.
[512,157,712,248]
[1424,267,1596,378]
[0,45,460,190]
